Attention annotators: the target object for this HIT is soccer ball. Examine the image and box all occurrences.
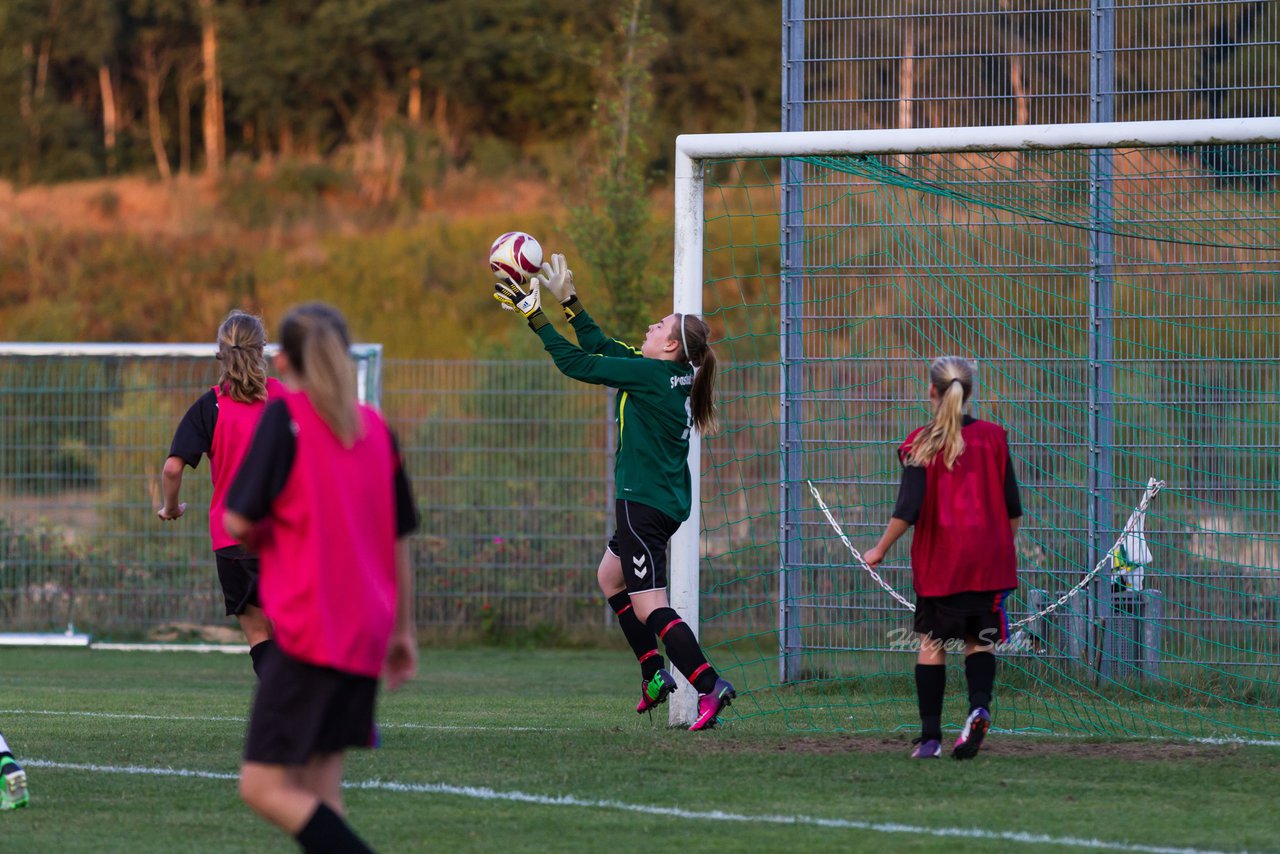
[488,231,543,285]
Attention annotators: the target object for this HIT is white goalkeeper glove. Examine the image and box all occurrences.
[537,254,576,302]
[493,276,549,330]
[535,253,583,320]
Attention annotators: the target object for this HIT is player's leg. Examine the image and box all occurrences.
[0,731,28,810]
[239,762,316,833]
[617,500,734,729]
[240,761,371,853]
[240,603,272,648]
[952,595,1006,760]
[910,599,949,759]
[598,542,669,711]
[241,654,375,850]
[292,751,347,816]
[216,547,275,676]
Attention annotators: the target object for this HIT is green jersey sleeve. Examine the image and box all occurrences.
[568,307,642,359]
[536,322,661,391]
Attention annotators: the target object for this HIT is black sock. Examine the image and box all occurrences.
[295,803,374,854]
[965,651,996,711]
[646,607,718,694]
[249,639,276,678]
[915,664,946,741]
[607,592,664,681]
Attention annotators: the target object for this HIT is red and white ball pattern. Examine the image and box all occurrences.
[489,231,543,285]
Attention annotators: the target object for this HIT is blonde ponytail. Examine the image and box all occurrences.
[216,310,268,403]
[906,356,975,469]
[279,303,361,446]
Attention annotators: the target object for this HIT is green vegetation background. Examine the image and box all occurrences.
[0,0,784,355]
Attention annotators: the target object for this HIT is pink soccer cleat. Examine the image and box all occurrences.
[637,669,678,714]
[688,678,736,731]
[951,708,990,760]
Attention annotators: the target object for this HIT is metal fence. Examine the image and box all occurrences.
[775,2,1280,706]
[784,0,1280,132]
[0,356,619,638]
[383,360,616,636]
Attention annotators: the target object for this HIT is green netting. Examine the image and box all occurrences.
[697,144,1280,742]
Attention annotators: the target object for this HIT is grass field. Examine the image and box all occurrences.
[2,646,1277,853]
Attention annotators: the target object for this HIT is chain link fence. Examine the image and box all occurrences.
[0,356,621,639]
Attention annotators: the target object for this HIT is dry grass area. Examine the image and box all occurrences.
[0,170,561,238]
[0,175,218,236]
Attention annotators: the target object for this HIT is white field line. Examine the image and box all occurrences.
[5,707,1278,747]
[0,708,566,732]
[20,758,1241,854]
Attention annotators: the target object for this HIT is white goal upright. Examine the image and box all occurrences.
[666,116,1280,741]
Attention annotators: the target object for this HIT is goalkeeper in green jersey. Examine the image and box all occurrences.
[494,253,735,730]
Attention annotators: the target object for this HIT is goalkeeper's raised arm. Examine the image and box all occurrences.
[537,252,641,359]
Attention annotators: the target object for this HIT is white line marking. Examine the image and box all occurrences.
[20,759,1243,854]
[0,709,565,732]
[7,708,1277,746]
[90,643,250,654]
[988,729,1280,749]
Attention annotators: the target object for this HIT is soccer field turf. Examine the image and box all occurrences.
[1,646,1276,852]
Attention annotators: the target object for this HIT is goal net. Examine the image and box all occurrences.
[0,343,381,643]
[668,118,1280,742]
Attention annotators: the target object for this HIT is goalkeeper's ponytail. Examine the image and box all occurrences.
[906,356,974,470]
[675,314,719,435]
[279,302,362,447]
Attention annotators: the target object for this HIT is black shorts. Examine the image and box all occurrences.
[606,499,681,594]
[214,545,261,616]
[913,590,1012,647]
[243,644,380,766]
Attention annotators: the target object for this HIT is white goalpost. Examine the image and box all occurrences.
[0,342,384,406]
[666,116,1280,729]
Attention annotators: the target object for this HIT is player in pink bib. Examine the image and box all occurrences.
[158,309,282,676]
[224,303,418,854]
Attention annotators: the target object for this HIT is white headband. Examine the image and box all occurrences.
[680,314,690,365]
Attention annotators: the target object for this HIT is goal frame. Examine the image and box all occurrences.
[666,115,1280,725]
[0,342,384,407]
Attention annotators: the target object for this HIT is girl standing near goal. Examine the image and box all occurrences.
[493,253,735,730]
[224,303,418,853]
[158,309,282,676]
[863,356,1022,760]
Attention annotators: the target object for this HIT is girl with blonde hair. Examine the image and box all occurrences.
[159,309,282,675]
[224,302,418,852]
[864,356,1022,760]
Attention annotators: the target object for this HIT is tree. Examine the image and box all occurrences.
[128,0,202,176]
[568,0,666,343]
[648,0,780,148]
[198,0,222,177]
